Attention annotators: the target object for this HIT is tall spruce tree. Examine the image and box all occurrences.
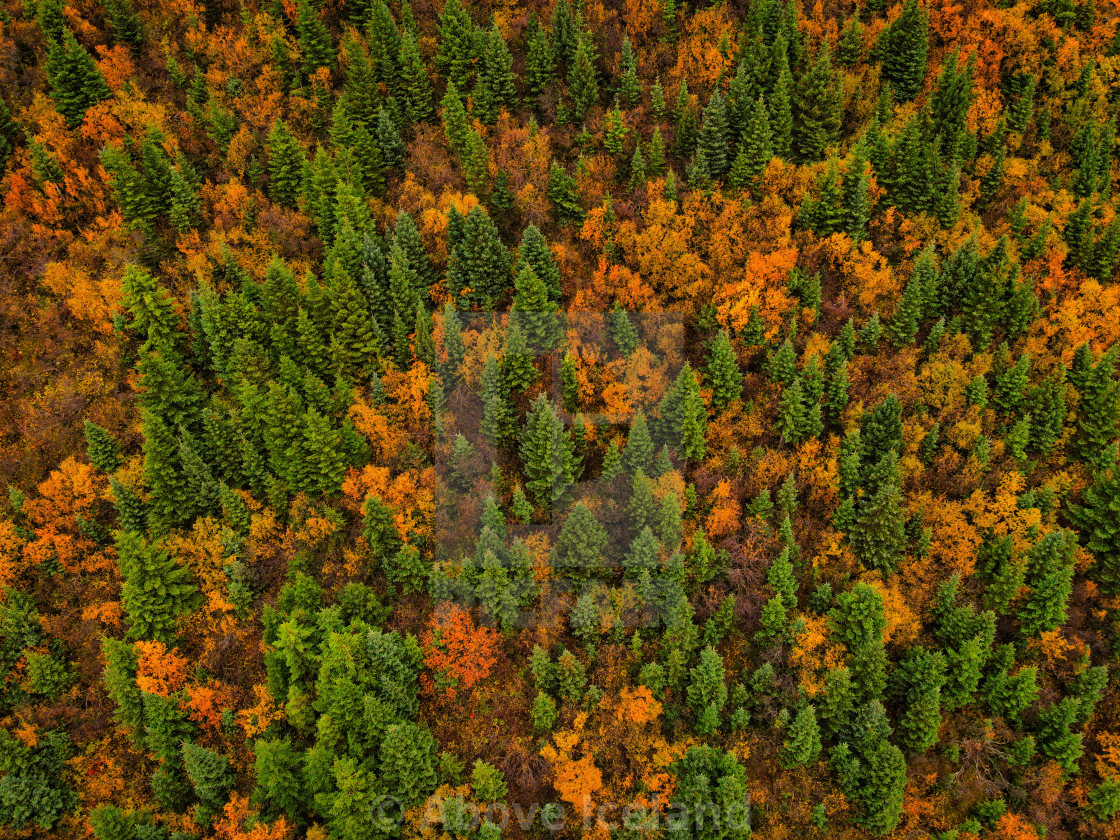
[45,28,112,126]
[792,41,842,162]
[878,0,930,101]
[116,530,198,644]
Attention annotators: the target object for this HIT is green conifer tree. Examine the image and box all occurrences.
[792,42,842,162]
[45,28,112,127]
[782,705,823,767]
[568,36,600,121]
[435,0,476,89]
[296,0,333,76]
[878,0,930,101]
[116,530,198,644]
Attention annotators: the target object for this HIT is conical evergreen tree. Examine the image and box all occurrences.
[1069,469,1120,593]
[737,96,774,180]
[694,91,730,180]
[45,28,112,127]
[623,412,655,476]
[604,100,628,158]
[891,647,946,752]
[517,225,561,301]
[568,35,600,121]
[376,107,406,168]
[520,395,573,510]
[792,42,842,162]
[841,146,872,241]
[182,741,233,823]
[296,0,334,76]
[769,56,794,159]
[480,356,514,446]
[398,28,433,124]
[445,206,510,308]
[379,723,438,806]
[441,82,471,159]
[888,247,935,346]
[618,36,641,105]
[547,160,584,223]
[267,120,304,208]
[525,14,555,104]
[705,330,743,409]
[552,501,608,580]
[782,705,822,767]
[435,0,476,89]
[878,0,930,102]
[116,530,198,644]
[84,421,123,473]
[675,364,708,461]
[512,263,562,350]
[473,26,517,124]
[850,458,906,574]
[550,0,579,68]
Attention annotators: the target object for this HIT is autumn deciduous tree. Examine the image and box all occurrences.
[421,604,500,702]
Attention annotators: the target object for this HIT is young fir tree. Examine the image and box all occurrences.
[850,455,906,574]
[623,412,655,476]
[604,100,628,158]
[694,91,730,181]
[792,41,842,162]
[445,205,510,308]
[181,741,233,824]
[618,36,641,105]
[1072,347,1120,467]
[524,14,555,104]
[830,702,908,834]
[552,501,608,580]
[628,141,646,189]
[398,28,434,123]
[520,395,573,511]
[379,723,438,807]
[1069,469,1120,593]
[878,0,930,101]
[116,530,198,644]
[769,52,794,159]
[376,107,406,168]
[686,647,728,735]
[888,247,935,346]
[738,96,774,181]
[517,224,562,301]
[512,263,562,350]
[705,330,743,409]
[547,160,584,223]
[296,0,334,76]
[675,364,708,461]
[435,0,476,89]
[891,647,947,752]
[777,378,807,445]
[84,421,123,473]
[568,35,600,121]
[45,28,112,127]
[473,26,517,124]
[782,705,823,767]
[441,82,472,159]
[550,0,579,68]
[1019,530,1077,637]
[266,120,305,208]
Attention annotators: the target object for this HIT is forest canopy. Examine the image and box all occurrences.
[0,0,1120,838]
